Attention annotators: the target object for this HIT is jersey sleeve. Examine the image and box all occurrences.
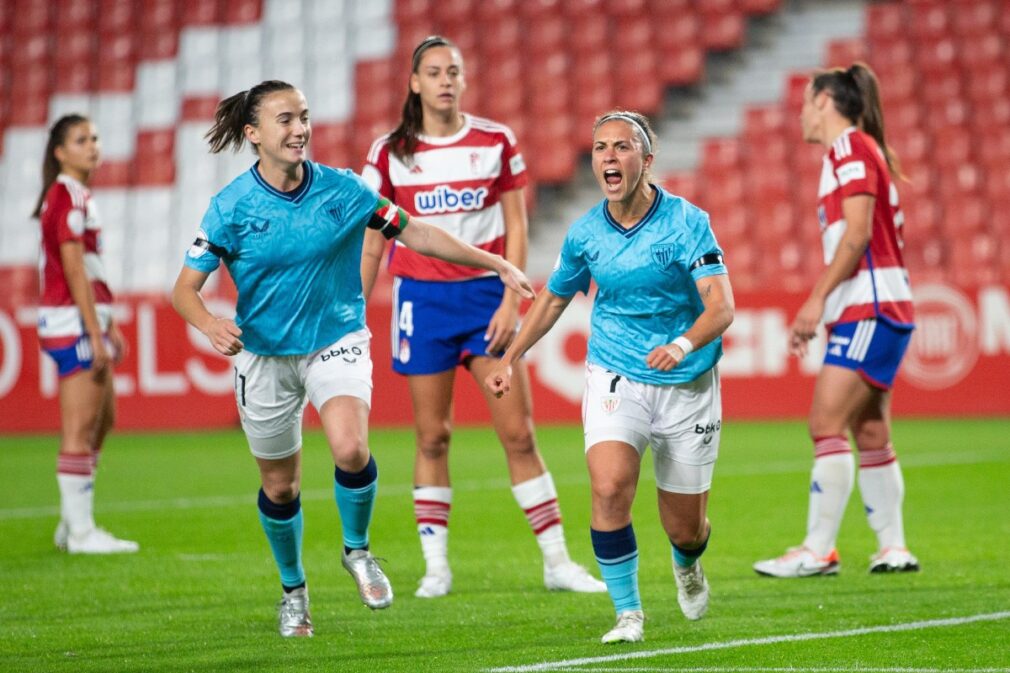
[361,140,394,200]
[546,231,591,297]
[684,207,727,282]
[49,186,85,245]
[496,126,529,192]
[833,141,880,198]
[184,198,232,273]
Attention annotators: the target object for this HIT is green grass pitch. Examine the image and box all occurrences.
[2,418,1009,672]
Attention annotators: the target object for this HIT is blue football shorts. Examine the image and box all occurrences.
[391,275,506,375]
[823,318,914,390]
[43,333,108,378]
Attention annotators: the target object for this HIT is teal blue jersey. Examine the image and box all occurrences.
[547,186,727,385]
[184,161,394,355]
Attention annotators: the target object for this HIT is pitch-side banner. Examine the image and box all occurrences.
[1,281,1008,432]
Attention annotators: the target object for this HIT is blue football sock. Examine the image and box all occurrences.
[673,527,711,568]
[591,524,641,615]
[334,455,378,553]
[257,488,305,590]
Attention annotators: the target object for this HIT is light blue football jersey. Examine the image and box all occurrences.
[547,186,727,385]
[184,161,381,355]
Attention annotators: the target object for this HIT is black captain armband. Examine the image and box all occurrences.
[689,253,724,271]
[187,234,228,260]
[367,198,409,239]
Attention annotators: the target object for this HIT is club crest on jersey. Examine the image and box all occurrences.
[469,151,481,175]
[414,185,488,215]
[398,337,411,364]
[650,244,679,270]
[600,394,620,414]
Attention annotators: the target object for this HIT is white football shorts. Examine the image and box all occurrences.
[582,362,722,494]
[232,329,373,460]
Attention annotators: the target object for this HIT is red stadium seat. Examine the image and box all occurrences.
[739,0,782,16]
[475,0,519,21]
[605,0,646,17]
[866,3,905,43]
[908,1,951,41]
[915,36,959,76]
[221,0,262,24]
[825,38,867,69]
[96,0,135,35]
[976,127,1010,165]
[525,13,568,56]
[952,0,999,36]
[614,51,662,113]
[431,0,474,24]
[11,0,49,35]
[479,16,521,56]
[957,33,1004,68]
[55,0,94,29]
[611,15,652,51]
[701,137,744,173]
[744,104,786,139]
[180,0,221,26]
[700,8,745,52]
[567,13,608,53]
[134,130,175,186]
[518,0,563,19]
[310,122,352,170]
[965,63,1009,102]
[661,171,700,204]
[395,0,431,24]
[919,71,963,109]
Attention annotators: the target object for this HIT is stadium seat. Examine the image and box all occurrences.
[567,13,608,53]
[907,1,951,42]
[739,0,782,16]
[825,38,867,68]
[475,0,519,21]
[957,33,1004,68]
[221,0,262,24]
[134,130,175,186]
[866,2,905,43]
[661,171,700,204]
[479,16,521,56]
[952,0,999,37]
[699,7,745,52]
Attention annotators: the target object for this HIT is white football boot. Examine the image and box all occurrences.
[753,546,840,578]
[278,586,313,637]
[544,561,608,593]
[674,561,710,620]
[869,547,920,573]
[342,549,393,609]
[415,570,452,598]
[601,610,645,644]
[66,527,139,554]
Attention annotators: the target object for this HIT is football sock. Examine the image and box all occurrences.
[673,526,710,568]
[257,488,306,590]
[334,455,378,553]
[858,443,907,550]
[413,485,451,575]
[591,524,641,615]
[512,472,570,567]
[802,436,854,557]
[57,452,95,536]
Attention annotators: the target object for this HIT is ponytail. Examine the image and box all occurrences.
[812,63,902,178]
[387,35,458,163]
[32,114,89,219]
[205,80,295,154]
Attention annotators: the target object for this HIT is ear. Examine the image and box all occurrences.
[409,72,421,95]
[643,152,655,170]
[243,123,259,147]
[814,90,831,111]
[53,145,67,165]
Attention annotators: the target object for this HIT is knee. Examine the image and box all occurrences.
[330,433,368,469]
[262,477,299,504]
[416,426,451,463]
[499,420,536,457]
[669,520,709,549]
[591,477,633,508]
[853,428,889,453]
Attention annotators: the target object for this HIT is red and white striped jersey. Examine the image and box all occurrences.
[362,114,528,281]
[816,127,914,328]
[37,174,113,349]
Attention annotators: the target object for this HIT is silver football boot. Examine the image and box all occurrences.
[342,549,393,609]
[278,586,313,637]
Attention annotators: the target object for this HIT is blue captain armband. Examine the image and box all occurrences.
[367,198,409,239]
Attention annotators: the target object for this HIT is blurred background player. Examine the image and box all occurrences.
[753,63,919,578]
[361,36,605,598]
[35,114,138,555]
[173,80,534,637]
[486,111,734,643]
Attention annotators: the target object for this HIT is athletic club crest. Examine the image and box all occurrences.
[470,151,481,174]
[600,394,620,414]
[651,243,679,270]
[398,337,411,364]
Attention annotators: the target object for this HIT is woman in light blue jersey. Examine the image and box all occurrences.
[486,111,734,644]
[172,80,533,638]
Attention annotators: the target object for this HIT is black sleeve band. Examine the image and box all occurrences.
[192,238,228,258]
[689,253,724,271]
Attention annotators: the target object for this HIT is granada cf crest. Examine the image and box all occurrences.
[600,394,621,414]
[398,337,411,364]
[651,243,679,270]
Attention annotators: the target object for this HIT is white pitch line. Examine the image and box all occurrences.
[485,612,1010,673]
[541,662,1010,666]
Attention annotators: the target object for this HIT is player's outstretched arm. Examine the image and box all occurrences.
[172,266,244,357]
[646,273,735,371]
[398,216,535,300]
[485,289,573,397]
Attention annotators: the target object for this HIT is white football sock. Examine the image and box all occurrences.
[512,472,570,568]
[802,438,854,557]
[858,444,907,550]
[57,461,96,538]
[413,486,451,575]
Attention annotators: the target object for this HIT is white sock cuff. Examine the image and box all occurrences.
[511,472,557,509]
[413,485,452,504]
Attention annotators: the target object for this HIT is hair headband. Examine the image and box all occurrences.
[596,113,653,154]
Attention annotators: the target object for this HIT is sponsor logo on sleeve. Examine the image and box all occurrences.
[835,161,866,186]
[188,229,210,258]
[510,153,526,174]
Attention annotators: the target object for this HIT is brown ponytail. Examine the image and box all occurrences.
[387,35,458,163]
[32,114,89,219]
[812,62,902,178]
[205,80,295,154]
